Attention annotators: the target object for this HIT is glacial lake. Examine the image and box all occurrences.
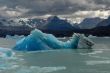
[0,37,110,73]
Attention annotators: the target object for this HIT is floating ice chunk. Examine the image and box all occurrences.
[0,47,13,57]
[13,29,80,51]
[78,34,94,49]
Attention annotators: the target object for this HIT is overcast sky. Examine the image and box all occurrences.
[0,0,110,18]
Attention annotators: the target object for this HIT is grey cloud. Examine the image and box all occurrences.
[0,0,110,17]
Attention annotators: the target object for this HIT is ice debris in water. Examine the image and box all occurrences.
[0,47,13,57]
[78,34,94,49]
[13,29,80,51]
[15,66,66,73]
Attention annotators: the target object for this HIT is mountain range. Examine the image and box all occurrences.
[78,17,103,29]
[38,16,77,37]
[1,16,110,37]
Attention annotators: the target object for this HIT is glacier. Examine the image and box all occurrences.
[13,29,94,51]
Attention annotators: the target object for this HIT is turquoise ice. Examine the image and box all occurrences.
[13,29,80,51]
[0,47,13,57]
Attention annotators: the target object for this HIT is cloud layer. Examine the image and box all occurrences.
[0,0,110,17]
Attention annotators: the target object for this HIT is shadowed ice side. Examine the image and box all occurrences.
[13,29,94,51]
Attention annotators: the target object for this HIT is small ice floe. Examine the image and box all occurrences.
[0,47,13,58]
[78,34,94,49]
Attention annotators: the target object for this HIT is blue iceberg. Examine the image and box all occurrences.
[13,29,81,51]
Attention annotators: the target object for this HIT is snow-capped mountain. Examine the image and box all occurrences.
[40,16,75,30]
[38,16,79,37]
[0,17,30,27]
[0,16,76,29]
[74,16,110,37]
[97,16,110,27]
[91,16,110,36]
[0,17,33,37]
[79,17,103,29]
[26,18,47,28]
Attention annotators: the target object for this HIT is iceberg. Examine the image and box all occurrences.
[13,29,94,51]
